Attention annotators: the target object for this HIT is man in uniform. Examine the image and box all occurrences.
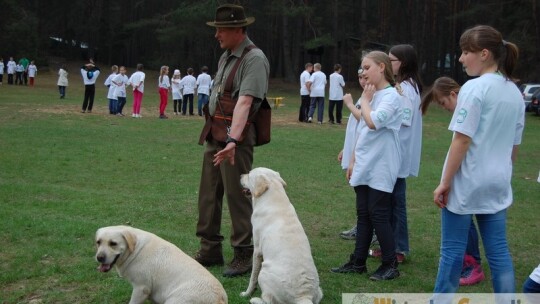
[195,4,270,277]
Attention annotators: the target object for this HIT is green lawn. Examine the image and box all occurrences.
[1,71,539,303]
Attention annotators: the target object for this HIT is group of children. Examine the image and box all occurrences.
[329,24,538,299]
[100,64,212,119]
[0,57,38,86]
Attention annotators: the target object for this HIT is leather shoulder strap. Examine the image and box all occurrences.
[223,44,257,95]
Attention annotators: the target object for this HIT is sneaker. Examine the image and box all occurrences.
[331,254,367,274]
[159,114,168,119]
[369,264,400,281]
[194,251,224,267]
[132,113,136,118]
[318,121,322,124]
[339,225,357,240]
[81,110,86,113]
[87,110,92,113]
[460,255,485,286]
[331,262,367,274]
[369,248,382,258]
[308,117,312,123]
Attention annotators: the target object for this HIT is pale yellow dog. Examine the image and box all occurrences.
[95,225,227,304]
[240,167,323,304]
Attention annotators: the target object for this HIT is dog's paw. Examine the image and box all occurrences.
[240,291,250,297]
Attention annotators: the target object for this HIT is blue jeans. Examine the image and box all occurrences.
[391,178,409,254]
[58,86,66,97]
[434,208,515,294]
[308,97,324,122]
[198,94,209,116]
[523,276,540,293]
[109,99,118,114]
[117,97,126,114]
[466,219,481,263]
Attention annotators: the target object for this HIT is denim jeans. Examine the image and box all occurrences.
[391,178,409,254]
[198,93,209,116]
[466,219,481,263]
[58,86,66,97]
[117,97,126,114]
[434,208,515,294]
[308,97,324,122]
[523,276,540,292]
[109,99,118,114]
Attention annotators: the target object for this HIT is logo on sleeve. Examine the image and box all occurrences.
[377,111,388,123]
[402,108,411,121]
[457,109,467,123]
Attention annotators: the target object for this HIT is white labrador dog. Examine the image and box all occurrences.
[240,167,323,304]
[95,225,228,304]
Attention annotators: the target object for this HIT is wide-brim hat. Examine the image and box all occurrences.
[206,4,255,28]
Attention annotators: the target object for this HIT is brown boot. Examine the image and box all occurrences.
[194,250,224,267]
[223,247,253,277]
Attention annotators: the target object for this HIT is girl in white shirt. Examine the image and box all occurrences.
[27,61,37,86]
[57,65,68,98]
[171,69,182,115]
[432,25,523,298]
[0,57,4,84]
[112,66,129,116]
[104,65,118,114]
[331,51,402,281]
[158,65,170,119]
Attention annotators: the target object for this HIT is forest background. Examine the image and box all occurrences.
[2,0,540,85]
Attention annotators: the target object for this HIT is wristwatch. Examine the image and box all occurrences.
[226,136,238,145]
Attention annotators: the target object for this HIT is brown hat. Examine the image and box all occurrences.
[206,4,255,28]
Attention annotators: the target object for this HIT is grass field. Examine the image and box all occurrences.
[1,70,539,303]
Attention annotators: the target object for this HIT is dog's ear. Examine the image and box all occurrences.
[275,172,287,188]
[252,173,269,197]
[122,230,137,253]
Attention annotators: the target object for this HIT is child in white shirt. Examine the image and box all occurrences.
[104,65,119,114]
[112,66,129,116]
[27,61,38,86]
[171,69,183,115]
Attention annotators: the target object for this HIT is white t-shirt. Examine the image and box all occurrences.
[300,70,311,95]
[180,75,196,95]
[27,64,37,77]
[329,72,345,100]
[81,68,100,85]
[158,75,170,89]
[196,73,212,95]
[172,78,183,100]
[443,73,525,214]
[7,60,16,74]
[105,73,118,99]
[308,71,326,97]
[397,80,422,178]
[129,71,145,93]
[112,74,128,98]
[0,62,4,75]
[341,99,361,170]
[57,69,68,86]
[349,87,403,193]
[530,264,540,283]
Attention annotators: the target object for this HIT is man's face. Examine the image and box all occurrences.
[215,27,241,50]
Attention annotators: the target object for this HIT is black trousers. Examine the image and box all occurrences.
[173,99,181,113]
[183,94,194,115]
[328,100,343,123]
[82,84,96,111]
[298,94,310,122]
[15,72,23,85]
[353,185,396,265]
[8,74,13,84]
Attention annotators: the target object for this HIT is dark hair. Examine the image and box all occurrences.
[420,76,461,114]
[136,63,144,71]
[459,25,519,80]
[187,68,193,75]
[334,64,342,71]
[305,62,313,69]
[389,44,423,95]
[201,66,208,73]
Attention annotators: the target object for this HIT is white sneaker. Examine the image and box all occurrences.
[132,113,136,118]
[308,117,312,123]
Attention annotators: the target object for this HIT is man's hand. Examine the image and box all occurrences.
[213,143,236,166]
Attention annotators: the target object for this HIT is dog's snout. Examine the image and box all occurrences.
[96,253,106,263]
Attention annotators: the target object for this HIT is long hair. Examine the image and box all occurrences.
[389,44,423,95]
[364,51,395,87]
[459,25,519,80]
[420,76,461,114]
[159,65,168,84]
